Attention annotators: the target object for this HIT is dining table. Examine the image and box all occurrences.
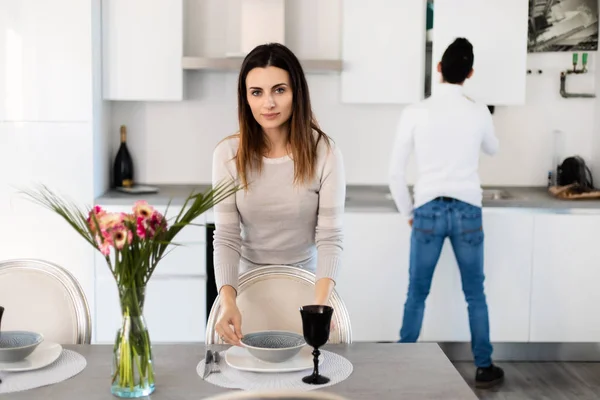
[3,342,478,399]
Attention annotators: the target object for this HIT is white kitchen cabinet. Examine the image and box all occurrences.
[420,211,534,342]
[431,0,528,105]
[530,214,600,342]
[102,0,183,101]
[94,276,206,343]
[336,213,411,342]
[0,0,93,121]
[240,0,285,54]
[340,0,427,104]
[284,0,341,60]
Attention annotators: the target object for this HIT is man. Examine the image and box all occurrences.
[388,38,503,388]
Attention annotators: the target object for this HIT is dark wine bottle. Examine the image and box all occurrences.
[113,125,134,188]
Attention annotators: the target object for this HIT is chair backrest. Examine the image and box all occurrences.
[0,258,91,344]
[206,265,352,345]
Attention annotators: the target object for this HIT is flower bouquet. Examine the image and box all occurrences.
[20,180,238,398]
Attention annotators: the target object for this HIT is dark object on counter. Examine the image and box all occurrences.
[557,156,594,189]
[112,125,134,188]
[547,171,553,188]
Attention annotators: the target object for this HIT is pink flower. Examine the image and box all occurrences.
[150,211,167,232]
[99,212,125,231]
[87,205,106,234]
[111,224,133,250]
[96,231,112,256]
[136,210,166,239]
[136,216,149,239]
[133,201,154,220]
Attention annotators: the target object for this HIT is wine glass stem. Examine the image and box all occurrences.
[312,348,321,378]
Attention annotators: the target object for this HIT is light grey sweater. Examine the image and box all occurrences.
[211,135,346,293]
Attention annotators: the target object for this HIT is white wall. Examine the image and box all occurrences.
[108,0,599,188]
[0,0,111,323]
[110,62,597,187]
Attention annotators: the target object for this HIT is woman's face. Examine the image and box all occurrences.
[245,66,293,132]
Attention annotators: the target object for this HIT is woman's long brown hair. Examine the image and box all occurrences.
[235,43,331,188]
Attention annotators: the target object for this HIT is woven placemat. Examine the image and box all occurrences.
[197,350,352,391]
[0,349,86,394]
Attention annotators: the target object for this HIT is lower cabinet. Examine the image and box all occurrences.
[339,210,534,343]
[529,214,600,342]
[94,276,207,343]
[420,211,534,343]
[336,212,411,342]
[90,202,600,344]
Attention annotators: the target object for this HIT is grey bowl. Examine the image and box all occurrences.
[0,331,44,362]
[240,330,306,363]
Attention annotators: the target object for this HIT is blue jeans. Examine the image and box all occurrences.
[399,197,493,368]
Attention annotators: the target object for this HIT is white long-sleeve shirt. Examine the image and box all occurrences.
[388,83,499,220]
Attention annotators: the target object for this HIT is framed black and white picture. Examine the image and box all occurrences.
[528,0,598,52]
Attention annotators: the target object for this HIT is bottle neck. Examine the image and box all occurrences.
[120,126,127,143]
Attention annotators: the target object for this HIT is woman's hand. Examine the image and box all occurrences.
[216,301,243,345]
[216,286,243,346]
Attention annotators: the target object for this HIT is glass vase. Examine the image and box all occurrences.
[111,285,155,398]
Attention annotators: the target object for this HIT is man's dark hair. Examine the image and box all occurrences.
[440,38,474,84]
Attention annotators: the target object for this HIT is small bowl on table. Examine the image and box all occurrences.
[240,330,306,363]
[0,331,44,362]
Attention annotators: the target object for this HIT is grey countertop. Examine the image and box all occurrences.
[4,343,478,400]
[95,184,600,213]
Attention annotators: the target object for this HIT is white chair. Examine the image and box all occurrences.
[203,390,349,400]
[206,265,352,345]
[0,258,91,344]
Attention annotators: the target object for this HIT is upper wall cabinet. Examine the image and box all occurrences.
[0,0,93,122]
[431,0,528,105]
[340,0,427,104]
[102,0,183,101]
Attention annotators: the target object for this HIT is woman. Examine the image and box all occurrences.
[212,43,345,345]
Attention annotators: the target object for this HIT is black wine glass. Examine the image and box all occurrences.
[299,305,334,385]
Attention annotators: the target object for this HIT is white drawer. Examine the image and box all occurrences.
[95,243,206,278]
[153,243,206,277]
[94,276,207,343]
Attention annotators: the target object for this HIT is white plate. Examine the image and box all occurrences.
[0,341,62,372]
[225,345,323,373]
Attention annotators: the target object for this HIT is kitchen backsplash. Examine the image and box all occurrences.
[110,51,598,187]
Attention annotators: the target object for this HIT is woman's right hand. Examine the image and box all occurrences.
[216,297,243,346]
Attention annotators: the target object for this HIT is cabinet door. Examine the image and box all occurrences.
[94,276,206,343]
[284,0,341,60]
[530,214,600,342]
[340,0,427,104]
[336,213,411,342]
[431,0,528,105]
[102,0,183,101]
[0,0,92,121]
[421,211,534,342]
